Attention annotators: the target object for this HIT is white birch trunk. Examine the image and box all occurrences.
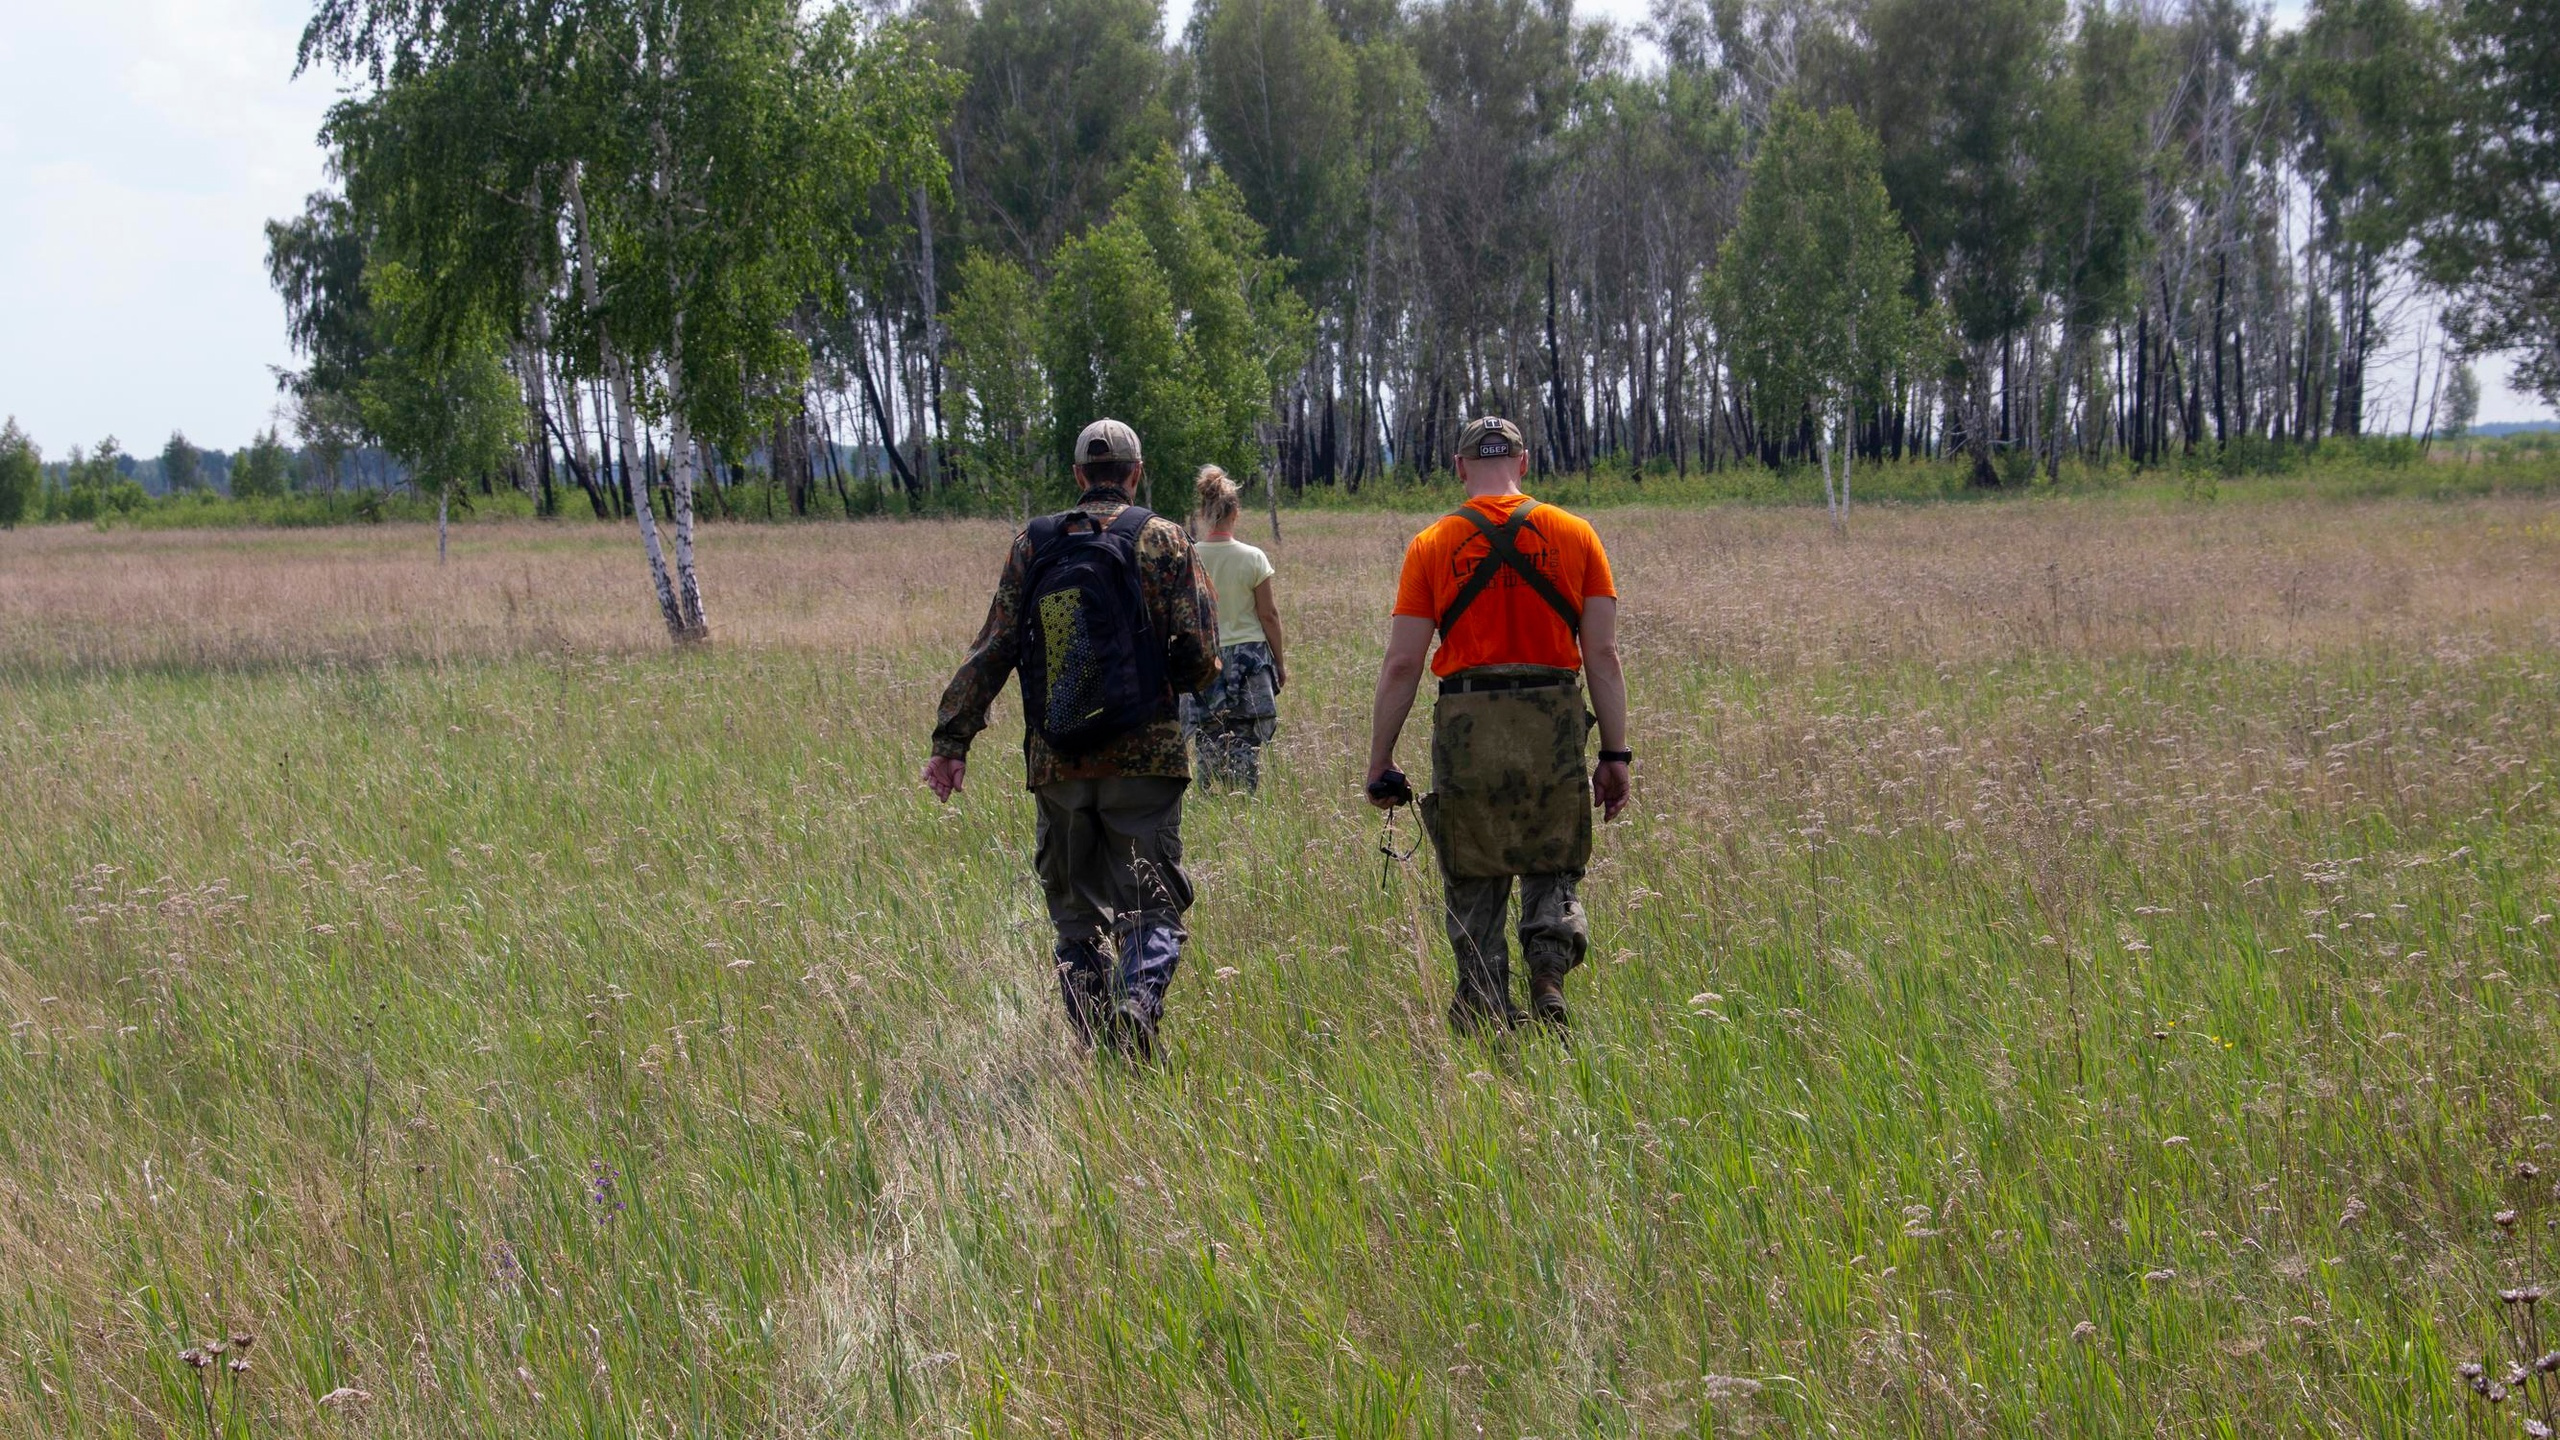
[1815,414,1839,532]
[1839,408,1852,526]
[663,320,709,642]
[914,183,942,489]
[568,166,686,639]
[610,357,684,638]
[2419,334,2448,456]
[2049,323,2074,479]
[437,492,449,565]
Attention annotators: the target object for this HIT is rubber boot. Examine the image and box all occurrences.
[1114,925,1184,1060]
[1053,938,1112,1048]
[1528,970,1571,1030]
[1448,941,1526,1036]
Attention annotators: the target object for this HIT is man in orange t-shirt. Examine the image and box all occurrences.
[1365,416,1632,1033]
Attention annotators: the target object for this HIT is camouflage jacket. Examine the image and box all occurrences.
[931,488,1221,789]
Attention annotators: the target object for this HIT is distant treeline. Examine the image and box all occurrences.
[34,436,405,498]
[258,0,2558,546]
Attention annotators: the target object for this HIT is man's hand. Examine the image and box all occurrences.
[1593,758,1630,821]
[1366,614,1435,806]
[1365,759,1409,810]
[922,755,967,803]
[1271,657,1287,694]
[1581,597,1631,822]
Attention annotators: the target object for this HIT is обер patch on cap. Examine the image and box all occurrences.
[1074,418,1143,465]
[1457,416,1525,460]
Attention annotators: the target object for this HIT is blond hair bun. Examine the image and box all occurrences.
[1195,465,1242,528]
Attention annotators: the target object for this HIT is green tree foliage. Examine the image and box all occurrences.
[1044,215,1192,485]
[266,191,380,416]
[0,418,37,529]
[267,189,384,487]
[50,439,150,522]
[2277,0,2446,261]
[1118,153,1310,475]
[1192,0,1360,293]
[360,264,525,503]
[1861,0,2062,483]
[63,439,128,493]
[578,3,955,452]
[2420,0,2560,407]
[2441,361,2480,441]
[305,0,955,638]
[1406,0,1593,349]
[231,430,295,500]
[252,0,2542,533]
[160,432,203,493]
[1042,150,1308,495]
[1714,101,1920,527]
[1553,64,1740,476]
[2271,0,2450,434]
[2027,0,2148,474]
[946,0,1172,263]
[943,251,1051,493]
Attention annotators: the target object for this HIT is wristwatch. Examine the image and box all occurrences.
[1598,748,1633,764]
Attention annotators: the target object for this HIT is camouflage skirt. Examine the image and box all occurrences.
[1419,665,1594,879]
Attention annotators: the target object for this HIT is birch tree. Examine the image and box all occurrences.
[304,0,950,640]
[359,263,525,563]
[1041,150,1306,499]
[1713,101,1918,530]
[943,250,1050,501]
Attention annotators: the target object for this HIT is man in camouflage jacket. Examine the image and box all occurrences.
[923,419,1221,1057]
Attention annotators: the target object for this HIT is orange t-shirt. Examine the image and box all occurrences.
[1393,494,1616,678]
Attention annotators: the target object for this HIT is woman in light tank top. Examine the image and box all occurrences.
[1181,466,1288,791]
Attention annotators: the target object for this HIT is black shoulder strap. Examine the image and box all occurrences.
[1437,500,1582,640]
[1031,504,1144,558]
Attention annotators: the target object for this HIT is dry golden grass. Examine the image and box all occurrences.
[5,492,2557,676]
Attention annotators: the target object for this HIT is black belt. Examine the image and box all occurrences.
[1439,672,1572,697]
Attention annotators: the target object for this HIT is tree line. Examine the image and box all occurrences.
[0,424,320,528]
[14,0,2552,630]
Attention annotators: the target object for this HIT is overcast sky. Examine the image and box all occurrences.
[0,0,2546,456]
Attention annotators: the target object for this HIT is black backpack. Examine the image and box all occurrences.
[1018,505,1165,754]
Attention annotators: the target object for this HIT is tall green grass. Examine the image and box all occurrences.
[1,505,2557,1435]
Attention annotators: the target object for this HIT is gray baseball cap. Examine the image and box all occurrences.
[1074,418,1143,465]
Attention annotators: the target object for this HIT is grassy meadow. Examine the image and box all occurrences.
[4,489,2560,1436]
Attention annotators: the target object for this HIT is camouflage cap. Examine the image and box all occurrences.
[1074,418,1143,465]
[1456,415,1526,460]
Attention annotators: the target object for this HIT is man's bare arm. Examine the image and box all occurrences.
[1365,614,1436,799]
[1582,596,1631,820]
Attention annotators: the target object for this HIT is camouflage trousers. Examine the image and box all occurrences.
[1032,777,1193,1038]
[1440,868,1588,1023]
[1182,641,1278,792]
[1420,665,1594,1026]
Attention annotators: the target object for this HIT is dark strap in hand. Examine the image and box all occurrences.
[1437,500,1582,640]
